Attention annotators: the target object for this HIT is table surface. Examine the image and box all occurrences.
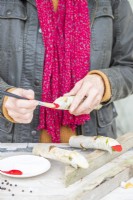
[101,177,133,200]
[0,143,133,200]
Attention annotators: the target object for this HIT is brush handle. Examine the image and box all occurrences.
[0,90,28,100]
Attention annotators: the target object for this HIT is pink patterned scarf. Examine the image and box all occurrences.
[36,0,91,142]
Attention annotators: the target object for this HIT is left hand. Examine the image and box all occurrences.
[65,74,105,115]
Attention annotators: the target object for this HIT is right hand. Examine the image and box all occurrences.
[5,88,38,123]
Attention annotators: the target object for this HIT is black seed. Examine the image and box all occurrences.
[22,190,24,192]
[8,189,11,192]
[15,184,17,187]
[6,183,9,185]
[1,182,4,184]
[10,184,12,186]
[1,187,5,190]
[12,194,15,196]
[30,190,32,193]
[4,180,7,182]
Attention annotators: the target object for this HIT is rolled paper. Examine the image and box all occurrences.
[53,96,74,110]
[69,135,122,154]
[54,96,102,110]
[33,144,89,169]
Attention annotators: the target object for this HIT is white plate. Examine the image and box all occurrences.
[0,155,51,178]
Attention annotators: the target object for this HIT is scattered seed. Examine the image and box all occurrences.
[10,184,12,186]
[14,184,17,187]
[22,190,24,192]
[4,180,7,182]
[8,189,11,192]
[12,194,15,196]
[30,190,33,193]
[1,182,4,184]
[6,183,9,185]
[1,187,5,190]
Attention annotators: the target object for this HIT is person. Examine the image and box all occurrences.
[0,0,133,143]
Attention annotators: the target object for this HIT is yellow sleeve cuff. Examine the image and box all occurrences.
[2,88,16,123]
[88,70,112,102]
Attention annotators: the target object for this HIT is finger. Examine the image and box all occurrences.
[5,99,37,111]
[15,99,38,109]
[5,100,16,111]
[93,98,102,109]
[70,97,91,115]
[22,108,33,114]
[71,89,101,115]
[14,108,34,115]
[64,80,83,96]
[5,99,35,114]
[69,82,89,113]
[13,117,33,124]
[9,112,33,123]
[18,89,35,100]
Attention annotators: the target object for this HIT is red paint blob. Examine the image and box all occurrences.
[0,169,23,175]
[112,145,122,152]
[53,103,60,109]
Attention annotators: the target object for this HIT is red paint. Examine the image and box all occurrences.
[0,169,23,175]
[112,145,122,152]
[53,103,60,109]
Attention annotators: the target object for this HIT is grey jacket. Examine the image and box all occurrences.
[0,0,133,142]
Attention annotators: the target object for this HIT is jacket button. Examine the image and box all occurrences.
[34,79,40,86]
[31,130,37,136]
[103,7,108,13]
[7,10,12,15]
[39,28,42,33]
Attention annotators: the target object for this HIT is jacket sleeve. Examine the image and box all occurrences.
[0,78,14,115]
[99,0,133,103]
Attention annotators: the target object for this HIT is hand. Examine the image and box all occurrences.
[5,88,38,123]
[65,74,105,115]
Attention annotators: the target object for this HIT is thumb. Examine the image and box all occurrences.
[21,89,35,100]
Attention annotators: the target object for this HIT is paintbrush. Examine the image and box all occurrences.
[0,90,102,110]
[0,90,56,109]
